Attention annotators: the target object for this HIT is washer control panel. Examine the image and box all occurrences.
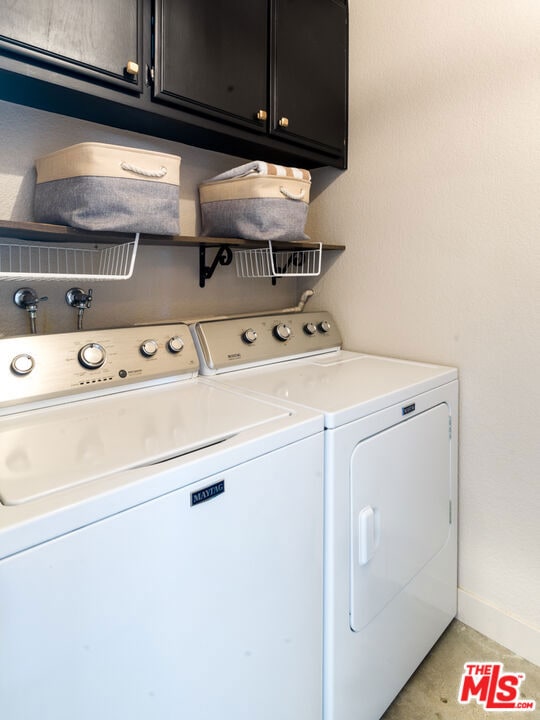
[0,324,198,410]
[193,311,342,374]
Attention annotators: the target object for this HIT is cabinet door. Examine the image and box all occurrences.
[154,0,268,131]
[0,0,142,92]
[349,404,451,632]
[272,0,347,156]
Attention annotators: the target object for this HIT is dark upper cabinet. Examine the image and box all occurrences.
[0,0,347,168]
[271,0,348,156]
[154,0,348,162]
[0,0,143,93]
[154,0,268,132]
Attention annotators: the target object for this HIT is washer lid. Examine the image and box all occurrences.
[210,351,457,428]
[0,380,295,506]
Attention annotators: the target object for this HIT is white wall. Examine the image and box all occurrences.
[0,100,299,336]
[304,0,540,664]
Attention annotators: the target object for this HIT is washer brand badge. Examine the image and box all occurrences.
[227,353,241,360]
[458,663,536,712]
[191,480,225,507]
[402,403,416,416]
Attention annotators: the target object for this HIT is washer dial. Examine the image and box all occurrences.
[140,339,159,357]
[11,353,35,375]
[273,323,292,341]
[319,320,332,333]
[303,322,317,336]
[79,343,106,369]
[167,336,184,353]
[242,328,258,344]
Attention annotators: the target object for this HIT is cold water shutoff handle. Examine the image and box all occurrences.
[13,287,48,334]
[66,287,93,331]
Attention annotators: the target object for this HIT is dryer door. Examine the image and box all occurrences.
[350,403,451,631]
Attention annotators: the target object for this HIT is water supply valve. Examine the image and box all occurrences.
[66,287,93,331]
[13,287,48,334]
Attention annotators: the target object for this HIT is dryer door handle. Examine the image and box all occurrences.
[358,505,378,565]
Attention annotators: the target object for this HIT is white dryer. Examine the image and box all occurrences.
[192,310,459,720]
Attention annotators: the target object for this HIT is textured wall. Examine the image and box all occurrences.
[0,100,300,336]
[303,0,540,663]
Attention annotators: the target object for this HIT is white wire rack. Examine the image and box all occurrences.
[0,234,139,281]
[235,240,322,279]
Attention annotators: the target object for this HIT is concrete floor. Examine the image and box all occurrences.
[381,620,539,719]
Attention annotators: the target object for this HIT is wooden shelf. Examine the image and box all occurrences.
[0,220,345,252]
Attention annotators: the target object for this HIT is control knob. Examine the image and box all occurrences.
[242,328,258,344]
[273,323,292,341]
[78,343,106,369]
[167,336,184,353]
[303,322,317,336]
[319,320,331,333]
[140,339,159,357]
[11,353,35,375]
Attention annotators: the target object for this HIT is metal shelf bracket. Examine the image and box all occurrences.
[199,244,233,288]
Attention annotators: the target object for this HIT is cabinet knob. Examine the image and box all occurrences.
[279,117,289,128]
[256,109,268,121]
[125,61,139,76]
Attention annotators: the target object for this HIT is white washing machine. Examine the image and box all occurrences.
[192,310,459,720]
[0,323,324,720]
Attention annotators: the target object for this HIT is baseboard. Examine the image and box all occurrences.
[458,588,540,667]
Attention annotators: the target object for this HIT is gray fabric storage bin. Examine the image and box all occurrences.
[34,143,181,235]
[199,161,311,241]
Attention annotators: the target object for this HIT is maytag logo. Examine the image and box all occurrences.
[402,403,416,416]
[191,480,225,506]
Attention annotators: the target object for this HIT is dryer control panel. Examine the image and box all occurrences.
[192,311,342,374]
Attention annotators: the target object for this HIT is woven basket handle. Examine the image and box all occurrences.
[120,161,168,178]
[279,185,305,201]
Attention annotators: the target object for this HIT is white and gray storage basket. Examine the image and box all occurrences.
[34,143,181,235]
[199,161,311,242]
